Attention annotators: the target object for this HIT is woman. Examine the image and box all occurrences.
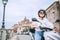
[31,9,54,40]
[44,19,60,40]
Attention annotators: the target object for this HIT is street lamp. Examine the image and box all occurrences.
[2,0,8,28]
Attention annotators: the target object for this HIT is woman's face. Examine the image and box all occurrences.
[39,11,45,18]
[54,23,60,32]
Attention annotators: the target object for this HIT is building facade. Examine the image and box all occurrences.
[46,1,60,33]
[9,17,32,33]
[46,1,60,23]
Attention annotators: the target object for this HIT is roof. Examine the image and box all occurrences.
[46,1,59,11]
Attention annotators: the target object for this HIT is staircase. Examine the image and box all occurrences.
[9,35,32,40]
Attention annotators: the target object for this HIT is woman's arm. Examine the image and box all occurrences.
[39,19,54,30]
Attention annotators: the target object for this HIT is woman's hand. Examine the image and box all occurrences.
[30,22,35,29]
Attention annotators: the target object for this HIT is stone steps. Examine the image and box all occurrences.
[9,35,32,40]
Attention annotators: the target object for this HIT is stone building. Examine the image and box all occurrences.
[6,17,32,39]
[46,1,60,33]
[9,17,32,33]
[58,0,60,4]
[46,1,60,23]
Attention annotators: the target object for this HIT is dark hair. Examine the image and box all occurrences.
[38,9,46,17]
[55,19,60,23]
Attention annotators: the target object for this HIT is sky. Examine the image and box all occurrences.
[0,0,57,29]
